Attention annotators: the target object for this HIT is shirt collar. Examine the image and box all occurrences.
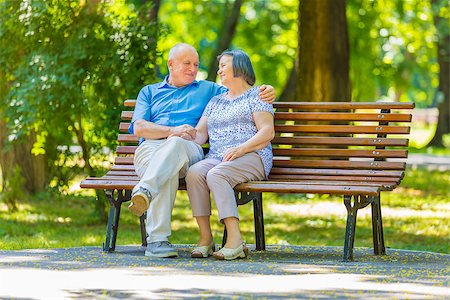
[157,76,199,89]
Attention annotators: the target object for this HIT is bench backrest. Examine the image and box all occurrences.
[112,100,414,189]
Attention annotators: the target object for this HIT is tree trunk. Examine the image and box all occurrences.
[279,61,298,101]
[297,0,350,102]
[140,0,161,77]
[428,0,450,147]
[0,119,48,194]
[72,117,107,221]
[206,0,244,82]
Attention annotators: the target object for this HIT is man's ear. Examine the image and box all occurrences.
[167,59,173,70]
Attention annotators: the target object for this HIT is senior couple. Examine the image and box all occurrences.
[129,43,275,260]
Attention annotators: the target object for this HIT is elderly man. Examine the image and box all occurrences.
[128,43,275,258]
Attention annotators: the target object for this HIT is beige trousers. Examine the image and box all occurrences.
[185,152,266,221]
[134,137,204,243]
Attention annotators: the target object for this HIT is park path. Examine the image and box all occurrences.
[0,244,448,299]
[406,153,450,171]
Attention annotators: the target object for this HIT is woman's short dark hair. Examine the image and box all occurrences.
[218,50,256,86]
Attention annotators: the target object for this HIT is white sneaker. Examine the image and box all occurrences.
[145,241,178,258]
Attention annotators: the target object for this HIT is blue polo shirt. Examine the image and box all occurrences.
[129,77,227,139]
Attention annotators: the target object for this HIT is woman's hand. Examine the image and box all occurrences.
[223,146,246,161]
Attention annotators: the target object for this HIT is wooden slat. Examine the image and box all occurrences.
[124,99,136,107]
[273,159,406,170]
[81,177,188,190]
[269,167,404,177]
[272,136,409,147]
[115,157,134,165]
[80,179,137,189]
[87,176,139,181]
[111,164,135,171]
[120,122,130,132]
[273,102,415,110]
[264,179,397,190]
[117,134,139,143]
[121,111,133,120]
[268,174,400,183]
[235,181,380,196]
[123,100,415,110]
[274,124,411,134]
[275,112,412,122]
[106,170,136,176]
[272,148,408,158]
[117,146,138,154]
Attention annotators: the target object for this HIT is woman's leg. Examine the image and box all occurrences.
[195,216,213,246]
[206,153,266,249]
[186,158,221,246]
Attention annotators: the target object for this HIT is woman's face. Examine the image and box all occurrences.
[217,55,234,86]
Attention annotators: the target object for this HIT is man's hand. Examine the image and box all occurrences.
[168,124,197,140]
[259,85,276,104]
[222,146,246,162]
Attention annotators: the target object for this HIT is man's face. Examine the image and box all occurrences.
[168,48,199,87]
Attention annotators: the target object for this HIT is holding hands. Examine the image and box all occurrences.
[168,124,197,140]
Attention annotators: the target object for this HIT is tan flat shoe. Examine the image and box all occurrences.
[191,241,215,258]
[213,243,249,261]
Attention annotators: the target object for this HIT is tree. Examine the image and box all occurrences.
[429,0,450,147]
[0,0,158,216]
[297,0,350,102]
[347,0,440,105]
[206,0,244,82]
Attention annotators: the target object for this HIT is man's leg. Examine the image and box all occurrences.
[130,137,203,216]
[132,137,203,257]
[144,174,179,258]
[135,137,203,197]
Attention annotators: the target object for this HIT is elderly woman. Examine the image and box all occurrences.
[184,50,274,260]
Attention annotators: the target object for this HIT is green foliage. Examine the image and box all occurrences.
[155,0,297,91]
[0,166,25,211]
[0,0,159,188]
[233,1,297,92]
[347,0,444,106]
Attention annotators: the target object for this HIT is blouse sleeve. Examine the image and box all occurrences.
[247,87,275,115]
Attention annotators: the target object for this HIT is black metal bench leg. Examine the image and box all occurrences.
[102,189,130,252]
[343,195,358,261]
[140,212,148,248]
[371,195,386,255]
[103,189,120,252]
[253,192,265,251]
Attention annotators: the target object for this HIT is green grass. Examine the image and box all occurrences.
[1,167,448,254]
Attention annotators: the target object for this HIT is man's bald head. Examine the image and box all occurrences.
[167,43,199,87]
[168,43,198,60]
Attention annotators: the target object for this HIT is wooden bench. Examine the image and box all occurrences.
[80,100,414,261]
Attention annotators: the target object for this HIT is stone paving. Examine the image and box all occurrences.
[0,244,448,299]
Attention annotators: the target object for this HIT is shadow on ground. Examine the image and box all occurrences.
[0,245,448,299]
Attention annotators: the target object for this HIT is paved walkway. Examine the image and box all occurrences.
[0,245,448,299]
[406,153,450,170]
